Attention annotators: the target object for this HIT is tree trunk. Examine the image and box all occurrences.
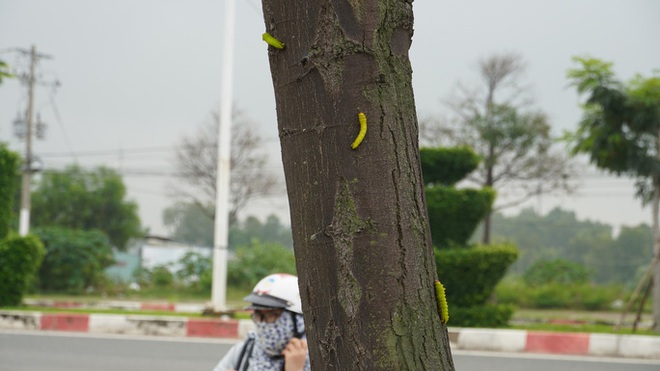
[480,83,495,245]
[481,155,493,244]
[261,0,455,369]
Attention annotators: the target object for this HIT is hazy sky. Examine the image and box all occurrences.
[1,0,659,236]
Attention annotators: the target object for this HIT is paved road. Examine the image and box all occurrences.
[0,330,229,371]
[452,350,660,371]
[1,330,658,371]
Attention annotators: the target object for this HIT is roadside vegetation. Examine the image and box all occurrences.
[0,147,654,334]
[1,55,658,334]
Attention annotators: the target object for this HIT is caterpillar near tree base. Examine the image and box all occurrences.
[262,32,285,49]
[435,280,449,324]
[351,112,367,149]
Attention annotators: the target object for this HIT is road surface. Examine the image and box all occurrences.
[1,330,658,371]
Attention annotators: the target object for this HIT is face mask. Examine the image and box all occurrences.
[254,311,296,357]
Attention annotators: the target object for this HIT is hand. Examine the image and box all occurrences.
[282,338,308,371]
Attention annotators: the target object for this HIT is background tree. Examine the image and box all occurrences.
[171,110,280,226]
[30,164,143,250]
[585,225,651,285]
[162,201,214,246]
[484,207,650,287]
[0,60,13,85]
[261,0,454,369]
[566,56,660,330]
[229,214,293,250]
[422,53,575,243]
[484,207,613,274]
[163,204,293,251]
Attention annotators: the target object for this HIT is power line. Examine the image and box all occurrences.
[38,145,175,158]
[47,90,77,161]
[39,165,284,178]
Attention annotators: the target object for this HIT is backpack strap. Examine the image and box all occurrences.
[235,336,256,371]
[292,311,305,339]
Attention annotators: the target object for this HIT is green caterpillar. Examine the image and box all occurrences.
[262,32,285,49]
[434,280,449,324]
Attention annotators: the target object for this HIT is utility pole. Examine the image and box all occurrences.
[210,0,235,311]
[16,45,52,236]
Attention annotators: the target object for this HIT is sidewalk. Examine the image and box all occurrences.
[1,300,659,361]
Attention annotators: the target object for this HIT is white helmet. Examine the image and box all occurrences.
[243,273,303,314]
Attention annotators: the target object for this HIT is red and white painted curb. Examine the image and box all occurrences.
[22,299,205,313]
[0,310,252,339]
[453,328,660,359]
[2,310,659,360]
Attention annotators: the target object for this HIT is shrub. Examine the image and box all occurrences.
[175,251,212,293]
[435,244,519,307]
[426,187,496,247]
[449,304,515,328]
[495,278,623,310]
[574,284,622,310]
[228,240,296,290]
[151,265,175,288]
[0,144,20,240]
[493,276,533,307]
[0,234,46,306]
[34,227,115,293]
[523,259,590,287]
[530,283,574,308]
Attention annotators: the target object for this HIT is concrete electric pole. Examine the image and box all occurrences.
[16,45,52,236]
[210,0,235,311]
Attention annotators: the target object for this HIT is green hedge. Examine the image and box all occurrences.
[495,280,623,310]
[34,227,115,293]
[0,234,46,306]
[436,244,519,307]
[420,147,481,186]
[0,144,20,240]
[423,145,519,327]
[426,187,496,247]
[422,145,493,247]
[449,304,514,328]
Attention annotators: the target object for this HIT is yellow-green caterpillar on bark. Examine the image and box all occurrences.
[351,112,367,149]
[435,280,449,324]
[262,32,285,49]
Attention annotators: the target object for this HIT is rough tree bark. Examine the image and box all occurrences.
[261,0,455,369]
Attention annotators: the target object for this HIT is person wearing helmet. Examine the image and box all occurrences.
[213,273,310,371]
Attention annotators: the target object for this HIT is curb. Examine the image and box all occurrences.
[23,299,206,313]
[0,310,249,339]
[452,328,660,359]
[2,310,659,360]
